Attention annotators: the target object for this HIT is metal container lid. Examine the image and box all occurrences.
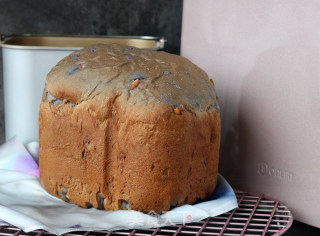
[0,34,165,50]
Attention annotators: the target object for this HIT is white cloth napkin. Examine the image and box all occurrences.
[0,137,238,235]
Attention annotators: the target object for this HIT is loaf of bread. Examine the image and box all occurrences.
[39,44,221,213]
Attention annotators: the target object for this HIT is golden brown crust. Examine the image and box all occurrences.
[39,44,220,213]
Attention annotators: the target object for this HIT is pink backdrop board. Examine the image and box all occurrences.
[181,0,320,228]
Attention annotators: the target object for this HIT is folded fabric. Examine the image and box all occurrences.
[0,137,39,177]
[0,137,238,235]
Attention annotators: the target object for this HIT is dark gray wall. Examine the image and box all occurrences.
[0,0,183,144]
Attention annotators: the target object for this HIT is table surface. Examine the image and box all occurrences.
[284,220,320,235]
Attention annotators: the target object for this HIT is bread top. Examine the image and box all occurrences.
[44,44,219,114]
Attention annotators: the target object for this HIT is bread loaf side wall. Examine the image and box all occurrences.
[39,93,220,213]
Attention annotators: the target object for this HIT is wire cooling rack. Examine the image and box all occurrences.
[0,190,293,236]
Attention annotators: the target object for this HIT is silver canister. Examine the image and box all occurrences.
[1,35,165,144]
